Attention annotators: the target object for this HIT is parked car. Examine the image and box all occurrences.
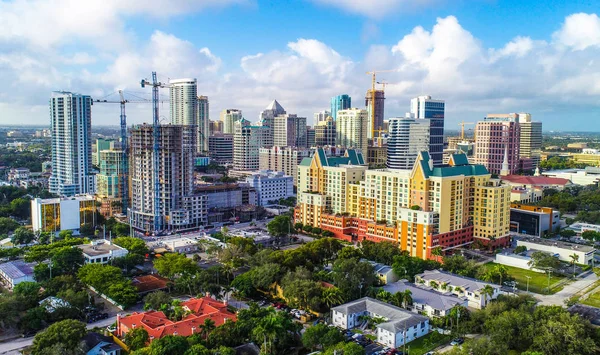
[451,337,464,346]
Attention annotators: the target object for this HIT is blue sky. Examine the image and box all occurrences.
[1,0,600,130]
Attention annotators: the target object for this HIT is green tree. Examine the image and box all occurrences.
[144,291,172,311]
[107,281,139,308]
[322,287,345,309]
[484,309,534,351]
[0,217,19,235]
[10,197,31,219]
[528,251,560,271]
[125,327,150,351]
[514,245,527,254]
[31,319,86,355]
[302,323,345,350]
[11,227,35,245]
[481,285,495,306]
[154,253,199,279]
[183,344,211,355]
[77,263,122,293]
[114,236,150,255]
[331,258,376,300]
[149,335,190,355]
[199,318,216,339]
[19,306,48,332]
[570,253,580,275]
[51,246,84,275]
[58,230,73,239]
[267,215,293,239]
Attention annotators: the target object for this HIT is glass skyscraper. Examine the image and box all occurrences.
[330,94,351,121]
[410,95,445,167]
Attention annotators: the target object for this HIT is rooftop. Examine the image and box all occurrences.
[383,281,467,311]
[0,260,35,280]
[332,297,428,333]
[417,270,500,292]
[417,152,489,178]
[132,275,170,294]
[83,332,122,354]
[517,236,596,253]
[78,241,127,257]
[501,175,570,186]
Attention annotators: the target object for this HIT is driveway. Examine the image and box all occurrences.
[535,271,598,306]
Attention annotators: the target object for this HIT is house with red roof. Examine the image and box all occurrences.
[500,174,571,190]
[116,296,236,341]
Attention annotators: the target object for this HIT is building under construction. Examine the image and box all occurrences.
[365,89,385,141]
[129,124,207,234]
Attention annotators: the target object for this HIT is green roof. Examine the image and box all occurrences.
[315,148,365,167]
[299,157,312,166]
[450,153,469,166]
[417,151,489,178]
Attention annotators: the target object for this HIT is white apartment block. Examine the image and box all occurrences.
[221,109,243,135]
[273,114,307,148]
[259,146,311,185]
[246,170,294,206]
[49,92,95,196]
[336,108,368,153]
[416,270,501,309]
[233,119,270,171]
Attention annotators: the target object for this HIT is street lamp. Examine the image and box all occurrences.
[525,275,531,293]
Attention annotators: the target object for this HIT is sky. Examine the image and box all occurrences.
[0,0,600,130]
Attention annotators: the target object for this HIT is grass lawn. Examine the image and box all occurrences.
[482,263,566,295]
[582,290,600,308]
[407,331,452,355]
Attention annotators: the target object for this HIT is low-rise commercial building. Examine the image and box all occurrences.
[332,297,429,348]
[78,240,129,264]
[516,236,596,265]
[510,204,560,237]
[383,280,468,317]
[31,195,98,234]
[0,260,35,289]
[415,270,501,309]
[566,223,600,234]
[246,170,294,206]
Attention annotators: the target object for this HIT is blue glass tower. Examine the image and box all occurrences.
[410,96,445,167]
[330,94,351,121]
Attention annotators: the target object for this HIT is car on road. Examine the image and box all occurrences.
[451,337,464,346]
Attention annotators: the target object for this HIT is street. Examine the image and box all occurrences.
[535,271,598,306]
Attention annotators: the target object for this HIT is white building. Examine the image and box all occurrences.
[31,195,97,233]
[221,109,243,135]
[259,100,287,146]
[246,170,294,206]
[383,280,468,317]
[314,110,331,124]
[516,236,596,266]
[49,92,95,196]
[415,270,501,309]
[78,240,128,264]
[410,95,445,167]
[0,260,35,289]
[162,237,199,253]
[273,114,307,148]
[259,146,312,185]
[386,117,430,170]
[197,96,210,153]
[332,297,429,348]
[542,168,600,186]
[336,108,368,154]
[233,119,270,171]
[567,222,600,234]
[169,79,208,154]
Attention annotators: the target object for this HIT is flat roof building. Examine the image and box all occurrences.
[0,260,35,289]
[516,236,596,265]
[78,240,129,264]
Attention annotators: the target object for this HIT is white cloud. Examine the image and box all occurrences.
[553,13,600,51]
[310,0,435,19]
[489,36,537,63]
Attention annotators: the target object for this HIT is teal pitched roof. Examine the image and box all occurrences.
[450,153,469,166]
[299,157,312,166]
[315,148,365,167]
[417,151,489,178]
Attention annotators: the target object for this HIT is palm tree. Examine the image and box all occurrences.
[429,281,439,289]
[200,318,216,339]
[322,287,345,309]
[401,290,412,309]
[570,253,580,276]
[431,246,443,262]
[481,285,495,306]
[440,282,448,291]
[253,313,284,354]
[391,292,404,308]
[376,290,393,303]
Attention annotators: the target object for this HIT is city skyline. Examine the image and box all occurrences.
[0,1,599,130]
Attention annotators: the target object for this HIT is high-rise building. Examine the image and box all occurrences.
[96,149,123,217]
[331,94,351,121]
[208,134,234,164]
[365,90,385,140]
[315,116,336,147]
[295,150,511,260]
[517,113,542,171]
[336,108,369,153]
[273,114,307,148]
[197,95,210,153]
[220,109,243,135]
[233,119,270,171]
[314,110,331,124]
[49,92,94,196]
[306,126,315,147]
[410,95,445,167]
[259,100,286,146]
[475,114,521,175]
[209,120,223,135]
[259,146,311,185]
[129,124,207,233]
[169,79,197,126]
[387,117,430,170]
[93,138,116,166]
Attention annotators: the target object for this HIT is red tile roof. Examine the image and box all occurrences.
[118,297,236,340]
[132,275,170,294]
[501,175,570,186]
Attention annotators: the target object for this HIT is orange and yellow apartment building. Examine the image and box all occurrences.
[294,149,511,260]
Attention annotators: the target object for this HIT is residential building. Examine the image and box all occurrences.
[49,91,95,196]
[0,260,35,289]
[233,119,270,171]
[336,108,368,153]
[314,110,331,124]
[246,170,294,206]
[83,332,123,355]
[208,134,234,164]
[410,96,445,166]
[209,120,223,135]
[273,114,307,147]
[332,297,429,348]
[169,78,197,126]
[306,126,315,147]
[365,260,399,284]
[510,204,559,237]
[259,100,286,146]
[517,113,542,170]
[516,236,596,265]
[197,95,210,153]
[95,150,123,217]
[415,270,501,309]
[78,240,128,264]
[7,168,30,182]
[162,237,200,253]
[386,117,430,170]
[93,138,116,166]
[509,186,543,204]
[367,146,387,167]
[474,114,521,175]
[330,94,351,121]
[220,109,243,134]
[129,124,207,233]
[117,297,236,341]
[31,195,97,233]
[383,280,468,317]
[315,116,336,147]
[132,275,170,295]
[259,146,312,185]
[298,151,512,260]
[295,149,367,228]
[365,90,385,140]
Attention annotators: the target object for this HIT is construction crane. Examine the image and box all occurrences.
[93,91,151,215]
[458,121,475,140]
[141,72,167,233]
[366,70,394,144]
